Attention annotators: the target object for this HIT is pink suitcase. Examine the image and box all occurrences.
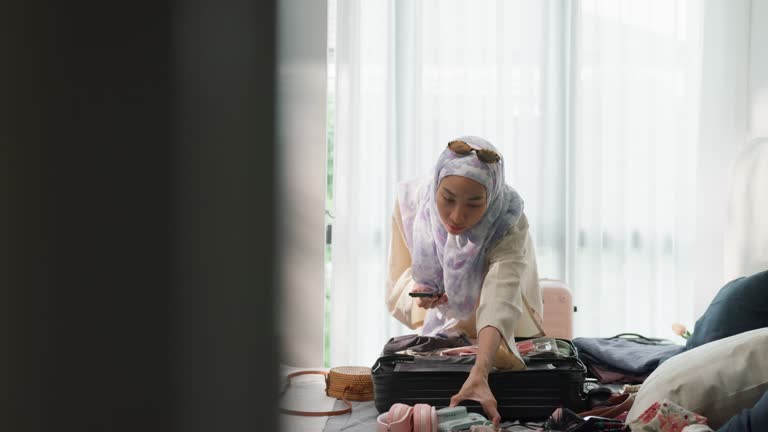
[539,279,575,340]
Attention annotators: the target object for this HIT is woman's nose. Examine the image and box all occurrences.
[451,206,465,224]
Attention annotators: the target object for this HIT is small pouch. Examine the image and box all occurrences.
[377,403,415,432]
[436,407,492,432]
[517,337,560,357]
[280,366,373,417]
[438,413,492,432]
[436,406,468,424]
[325,366,374,401]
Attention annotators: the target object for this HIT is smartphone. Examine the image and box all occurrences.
[408,291,442,298]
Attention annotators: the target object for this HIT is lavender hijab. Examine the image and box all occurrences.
[398,136,524,335]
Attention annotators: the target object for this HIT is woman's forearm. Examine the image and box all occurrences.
[472,326,502,376]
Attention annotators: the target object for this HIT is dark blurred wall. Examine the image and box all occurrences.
[277,0,328,368]
[0,1,278,431]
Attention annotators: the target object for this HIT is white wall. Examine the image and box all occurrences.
[749,0,768,139]
[277,0,328,367]
[721,0,768,282]
[694,0,752,317]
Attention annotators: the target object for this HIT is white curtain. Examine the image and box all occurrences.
[567,0,707,338]
[330,0,750,367]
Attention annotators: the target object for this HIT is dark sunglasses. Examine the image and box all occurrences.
[447,140,501,164]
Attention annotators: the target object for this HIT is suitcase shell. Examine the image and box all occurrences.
[372,338,588,420]
[540,279,575,340]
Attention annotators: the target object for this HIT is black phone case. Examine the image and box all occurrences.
[408,292,440,298]
[371,338,588,421]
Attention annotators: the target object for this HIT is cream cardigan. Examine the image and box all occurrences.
[386,200,545,353]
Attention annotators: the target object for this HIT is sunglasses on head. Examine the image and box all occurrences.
[447,140,501,164]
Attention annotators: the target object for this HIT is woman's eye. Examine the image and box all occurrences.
[467,204,482,209]
[442,195,454,202]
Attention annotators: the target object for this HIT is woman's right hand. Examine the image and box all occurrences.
[411,283,448,309]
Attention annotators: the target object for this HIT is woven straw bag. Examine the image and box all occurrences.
[280,366,374,417]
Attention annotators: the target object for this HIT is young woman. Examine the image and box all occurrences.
[386,135,545,426]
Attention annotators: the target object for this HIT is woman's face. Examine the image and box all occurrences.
[436,175,488,235]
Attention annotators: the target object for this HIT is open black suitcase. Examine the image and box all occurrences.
[371,338,589,421]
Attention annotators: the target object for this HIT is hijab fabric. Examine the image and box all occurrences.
[397,136,523,335]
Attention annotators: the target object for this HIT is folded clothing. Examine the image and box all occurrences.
[383,334,471,355]
[544,407,625,431]
[588,365,649,385]
[578,392,636,420]
[417,337,572,359]
[574,335,685,378]
[437,346,478,356]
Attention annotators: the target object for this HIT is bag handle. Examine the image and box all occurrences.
[607,333,671,345]
[608,333,653,340]
[279,370,353,417]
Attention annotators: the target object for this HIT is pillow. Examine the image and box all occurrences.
[685,270,768,351]
[626,328,768,429]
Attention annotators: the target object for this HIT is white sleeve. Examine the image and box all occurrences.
[385,199,427,329]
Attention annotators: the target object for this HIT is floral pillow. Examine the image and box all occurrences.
[626,328,768,429]
[628,399,707,432]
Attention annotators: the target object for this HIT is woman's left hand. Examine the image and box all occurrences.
[448,369,501,427]
[411,283,448,309]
